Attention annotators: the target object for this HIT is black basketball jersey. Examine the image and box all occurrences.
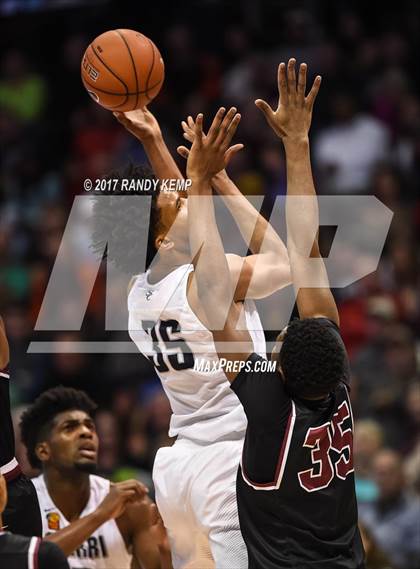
[1,365,42,537]
[0,366,19,478]
[231,319,365,569]
[0,532,69,569]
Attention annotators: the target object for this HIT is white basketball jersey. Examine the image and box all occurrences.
[128,263,266,443]
[33,474,132,569]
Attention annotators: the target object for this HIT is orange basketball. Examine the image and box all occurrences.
[81,29,165,111]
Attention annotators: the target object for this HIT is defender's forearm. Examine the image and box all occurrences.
[44,510,108,556]
[284,137,336,319]
[284,138,319,254]
[142,133,184,181]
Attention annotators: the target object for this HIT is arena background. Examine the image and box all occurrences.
[0,1,419,567]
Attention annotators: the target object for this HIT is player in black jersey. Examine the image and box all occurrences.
[0,316,42,537]
[185,60,365,568]
[0,472,69,569]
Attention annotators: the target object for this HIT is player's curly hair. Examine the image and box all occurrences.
[279,319,348,398]
[20,386,97,469]
[90,163,162,274]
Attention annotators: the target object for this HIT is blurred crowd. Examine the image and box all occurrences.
[0,2,419,568]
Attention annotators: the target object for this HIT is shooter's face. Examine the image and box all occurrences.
[156,191,189,252]
[40,410,98,473]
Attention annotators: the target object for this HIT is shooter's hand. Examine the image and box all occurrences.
[113,107,161,142]
[186,107,243,182]
[255,58,321,144]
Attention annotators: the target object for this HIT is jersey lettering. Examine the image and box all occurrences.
[75,535,108,559]
[142,319,195,373]
[298,400,354,492]
[331,401,354,479]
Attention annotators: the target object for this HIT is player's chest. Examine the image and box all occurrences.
[42,509,130,569]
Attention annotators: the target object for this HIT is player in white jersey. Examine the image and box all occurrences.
[91,107,291,567]
[19,386,171,569]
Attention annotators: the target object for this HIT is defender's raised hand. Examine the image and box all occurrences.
[255,59,321,142]
[186,107,243,181]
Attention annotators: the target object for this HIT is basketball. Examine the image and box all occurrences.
[81,29,165,111]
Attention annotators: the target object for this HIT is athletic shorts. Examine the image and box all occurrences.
[153,438,247,569]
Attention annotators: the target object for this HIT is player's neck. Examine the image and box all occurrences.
[148,252,190,283]
[44,467,90,522]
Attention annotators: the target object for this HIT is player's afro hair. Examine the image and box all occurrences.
[20,386,97,469]
[279,319,348,398]
[90,163,161,274]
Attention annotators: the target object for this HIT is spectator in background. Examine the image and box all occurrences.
[354,420,384,503]
[359,523,394,569]
[314,91,390,193]
[352,322,416,446]
[359,449,420,569]
[0,50,46,123]
[402,381,420,493]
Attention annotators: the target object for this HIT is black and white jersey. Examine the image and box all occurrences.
[0,532,69,569]
[231,319,365,569]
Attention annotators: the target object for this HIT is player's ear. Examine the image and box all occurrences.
[35,441,51,464]
[155,234,174,252]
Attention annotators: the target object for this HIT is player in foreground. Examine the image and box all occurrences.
[0,316,43,538]
[20,387,171,569]
[92,106,291,567]
[1,313,171,567]
[186,59,365,568]
[0,473,70,569]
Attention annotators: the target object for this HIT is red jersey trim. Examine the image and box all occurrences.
[1,457,21,481]
[241,401,296,491]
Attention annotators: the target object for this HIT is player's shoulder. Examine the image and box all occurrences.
[89,473,110,491]
[31,473,45,490]
[334,380,351,402]
[127,272,146,296]
[231,352,281,392]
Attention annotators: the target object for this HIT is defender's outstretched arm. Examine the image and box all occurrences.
[256,59,339,325]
